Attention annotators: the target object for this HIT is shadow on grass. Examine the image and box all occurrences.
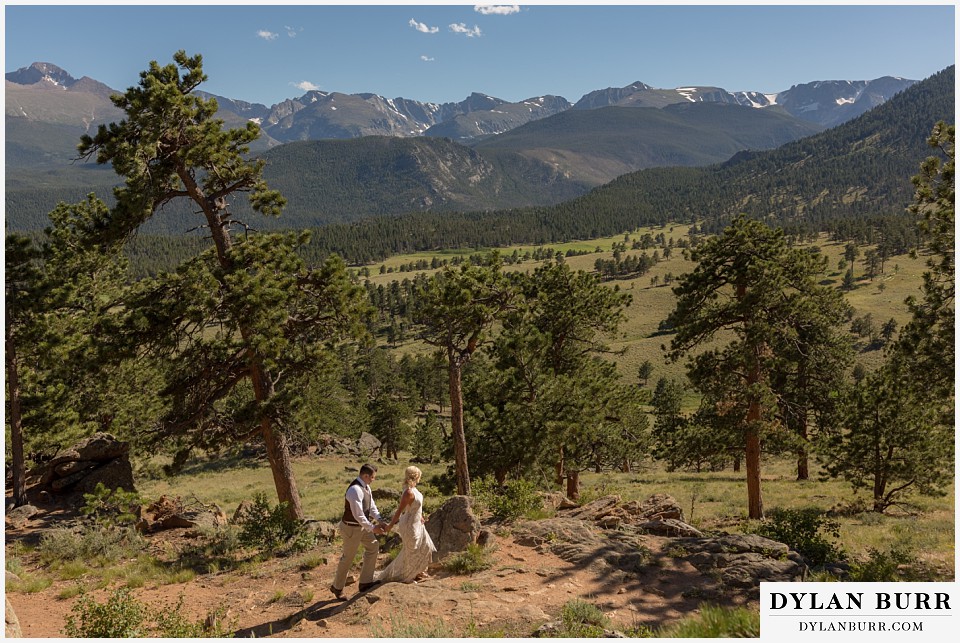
[176,451,267,476]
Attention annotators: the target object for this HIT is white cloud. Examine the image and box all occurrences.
[284,25,303,38]
[449,23,483,38]
[474,5,520,16]
[409,18,439,34]
[256,29,279,41]
[292,81,321,92]
[420,55,435,62]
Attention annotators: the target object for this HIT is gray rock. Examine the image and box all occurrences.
[53,460,97,477]
[4,504,38,528]
[425,495,480,560]
[672,533,806,589]
[357,432,382,456]
[477,528,497,548]
[5,598,21,638]
[636,518,703,538]
[305,520,338,542]
[633,493,684,521]
[51,433,128,465]
[76,457,135,494]
[514,518,648,574]
[232,499,256,524]
[158,507,228,532]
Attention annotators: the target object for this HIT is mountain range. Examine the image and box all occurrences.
[5,61,921,232]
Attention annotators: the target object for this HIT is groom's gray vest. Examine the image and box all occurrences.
[342,478,371,526]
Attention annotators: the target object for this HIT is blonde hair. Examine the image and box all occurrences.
[403,466,422,488]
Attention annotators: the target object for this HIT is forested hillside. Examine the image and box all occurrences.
[294,66,955,266]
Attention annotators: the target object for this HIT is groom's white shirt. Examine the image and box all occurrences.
[346,477,382,532]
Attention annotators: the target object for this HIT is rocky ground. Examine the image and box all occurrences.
[6,491,803,638]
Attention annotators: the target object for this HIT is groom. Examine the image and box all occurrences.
[330,463,385,599]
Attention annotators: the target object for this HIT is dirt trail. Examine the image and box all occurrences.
[7,521,739,638]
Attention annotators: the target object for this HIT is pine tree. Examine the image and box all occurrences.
[413,256,515,494]
[76,52,368,519]
[666,215,846,519]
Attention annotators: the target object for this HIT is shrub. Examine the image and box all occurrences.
[237,492,314,554]
[38,524,146,566]
[62,589,233,638]
[559,599,610,637]
[659,604,760,638]
[443,543,493,575]
[751,507,844,567]
[63,588,149,637]
[848,547,922,582]
[81,483,143,526]
[473,476,542,521]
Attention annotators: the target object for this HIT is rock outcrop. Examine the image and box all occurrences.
[672,533,807,592]
[27,433,134,497]
[557,493,703,536]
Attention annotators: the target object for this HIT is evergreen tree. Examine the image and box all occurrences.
[666,215,845,519]
[818,354,951,512]
[76,52,368,519]
[464,260,645,498]
[898,121,954,409]
[413,256,515,494]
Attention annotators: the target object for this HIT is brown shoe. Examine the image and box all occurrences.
[329,585,344,600]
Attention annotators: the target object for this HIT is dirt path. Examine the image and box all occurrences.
[7,523,739,638]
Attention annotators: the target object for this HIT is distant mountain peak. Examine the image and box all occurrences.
[6,62,77,88]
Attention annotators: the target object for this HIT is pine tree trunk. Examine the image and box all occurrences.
[565,470,580,501]
[555,448,564,486]
[5,332,27,507]
[252,366,303,520]
[448,352,471,495]
[733,454,741,472]
[185,171,303,520]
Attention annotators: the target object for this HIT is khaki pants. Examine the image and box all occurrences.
[333,521,379,589]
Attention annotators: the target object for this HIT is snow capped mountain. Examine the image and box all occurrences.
[5,61,918,144]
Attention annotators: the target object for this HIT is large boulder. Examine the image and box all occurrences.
[425,495,480,560]
[357,432,382,457]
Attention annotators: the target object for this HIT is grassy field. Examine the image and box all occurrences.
[360,221,930,403]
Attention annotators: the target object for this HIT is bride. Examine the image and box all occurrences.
[375,466,436,583]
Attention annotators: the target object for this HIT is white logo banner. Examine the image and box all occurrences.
[761,582,957,641]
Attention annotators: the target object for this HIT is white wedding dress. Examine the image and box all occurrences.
[374,487,436,583]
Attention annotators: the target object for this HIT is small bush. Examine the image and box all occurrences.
[237,493,314,554]
[559,599,610,637]
[81,483,143,527]
[38,524,146,566]
[6,573,52,594]
[659,604,760,638]
[371,614,455,637]
[751,507,844,567]
[848,547,921,582]
[62,589,232,638]
[443,543,493,575]
[63,588,149,637]
[473,476,542,521]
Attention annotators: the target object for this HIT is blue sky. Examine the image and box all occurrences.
[3,2,956,107]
